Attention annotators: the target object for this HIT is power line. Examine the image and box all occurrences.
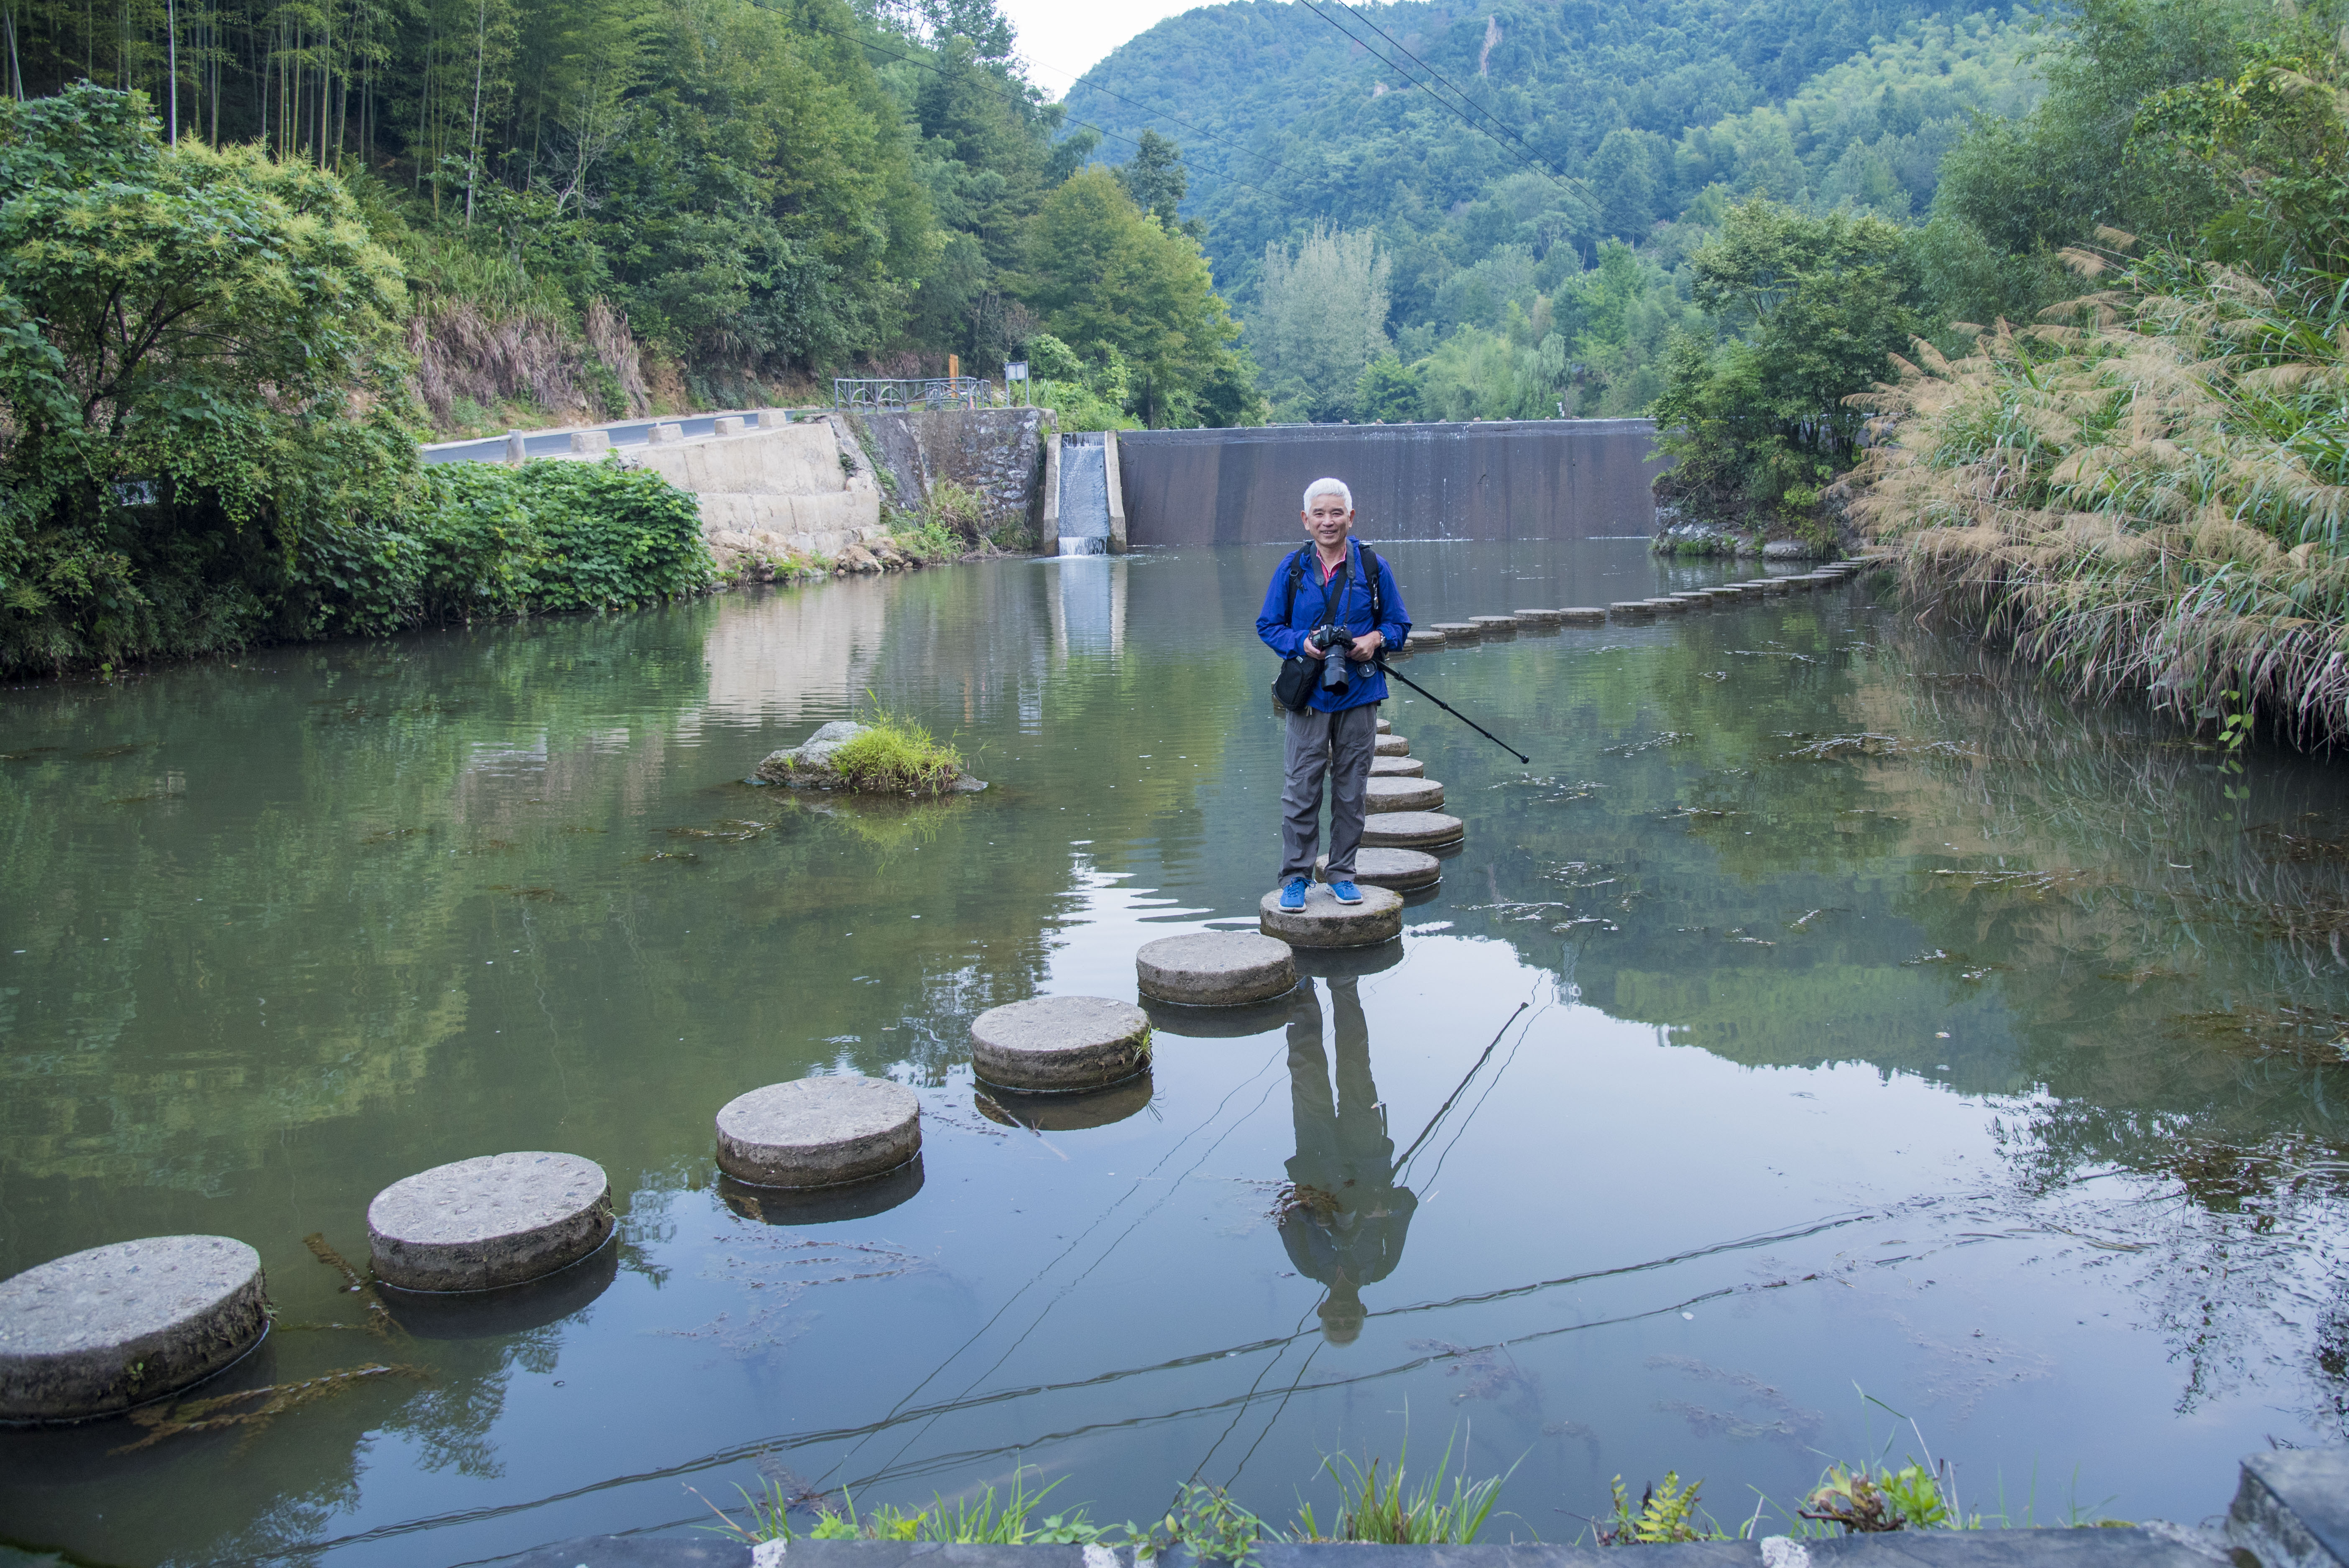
[1331,0,1595,203]
[1292,0,1592,208]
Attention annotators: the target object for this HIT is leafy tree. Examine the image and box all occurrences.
[1256,223,1390,421]
[1019,165,1248,426]
[0,84,417,670]
[1115,128,1201,241]
[1355,351,1422,422]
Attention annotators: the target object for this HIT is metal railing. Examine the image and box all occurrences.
[831,376,996,411]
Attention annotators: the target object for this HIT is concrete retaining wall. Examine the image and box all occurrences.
[618,416,887,570]
[1115,419,1668,547]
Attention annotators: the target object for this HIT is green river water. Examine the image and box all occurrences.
[5,540,2349,1565]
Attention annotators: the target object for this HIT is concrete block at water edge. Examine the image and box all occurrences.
[647,423,684,445]
[970,996,1152,1092]
[1375,734,1410,756]
[1559,607,1607,624]
[368,1152,614,1292]
[1366,776,1444,814]
[1317,848,1442,891]
[1136,932,1297,1007]
[2229,1445,2349,1568]
[1362,810,1465,848]
[715,1077,920,1188]
[1259,882,1404,948]
[1514,608,1564,624]
[1370,755,1425,777]
[1608,601,1655,619]
[0,1235,268,1421]
[569,429,609,454]
[1429,622,1481,641]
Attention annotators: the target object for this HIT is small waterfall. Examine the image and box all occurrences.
[1056,434,1112,556]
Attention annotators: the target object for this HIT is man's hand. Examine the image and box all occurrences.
[1349,629,1384,661]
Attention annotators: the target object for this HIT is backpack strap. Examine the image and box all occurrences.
[1358,542,1384,628]
[1280,547,1307,624]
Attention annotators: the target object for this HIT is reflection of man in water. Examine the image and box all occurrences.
[1280,976,1417,1344]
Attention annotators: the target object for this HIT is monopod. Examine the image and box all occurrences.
[1374,657,1530,764]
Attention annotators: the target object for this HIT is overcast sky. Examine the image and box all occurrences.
[997,0,1213,93]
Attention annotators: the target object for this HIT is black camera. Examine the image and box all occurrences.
[1310,623,1351,694]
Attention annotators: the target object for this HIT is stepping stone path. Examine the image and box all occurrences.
[1363,811,1465,848]
[1317,848,1441,891]
[1366,776,1444,814]
[0,1235,270,1421]
[1136,932,1297,1007]
[369,1152,614,1292]
[1259,881,1404,948]
[715,1076,920,1188]
[1375,734,1410,756]
[970,996,1151,1092]
[1369,755,1424,777]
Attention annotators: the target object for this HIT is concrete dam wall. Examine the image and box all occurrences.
[1115,419,1667,547]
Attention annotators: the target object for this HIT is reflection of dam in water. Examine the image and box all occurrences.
[1045,554,1126,657]
[1115,419,1666,545]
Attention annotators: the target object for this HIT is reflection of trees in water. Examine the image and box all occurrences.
[1279,977,1418,1345]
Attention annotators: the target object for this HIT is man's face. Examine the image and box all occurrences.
[1302,493,1354,552]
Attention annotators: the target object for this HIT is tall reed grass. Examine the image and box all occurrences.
[1849,237,2349,744]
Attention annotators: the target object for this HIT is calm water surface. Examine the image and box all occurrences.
[6,541,2349,1565]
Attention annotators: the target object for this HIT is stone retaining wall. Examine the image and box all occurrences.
[851,407,1054,546]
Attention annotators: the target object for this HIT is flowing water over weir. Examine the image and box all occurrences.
[1057,432,1111,557]
[7,539,2349,1565]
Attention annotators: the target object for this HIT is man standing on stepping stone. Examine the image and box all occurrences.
[1258,478,1412,911]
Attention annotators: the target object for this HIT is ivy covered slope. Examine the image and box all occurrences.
[0,88,711,678]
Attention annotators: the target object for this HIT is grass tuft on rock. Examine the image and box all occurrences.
[831,708,966,794]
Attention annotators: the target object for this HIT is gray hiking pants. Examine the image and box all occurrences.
[1280,702,1379,881]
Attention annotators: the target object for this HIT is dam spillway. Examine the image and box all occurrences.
[1113,417,1667,546]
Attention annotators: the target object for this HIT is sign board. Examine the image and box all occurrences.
[1004,361,1029,381]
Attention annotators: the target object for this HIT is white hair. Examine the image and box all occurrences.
[1302,477,1354,512]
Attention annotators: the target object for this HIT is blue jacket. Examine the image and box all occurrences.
[1256,539,1412,713]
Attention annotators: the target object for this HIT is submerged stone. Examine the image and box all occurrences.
[1317,847,1442,891]
[1365,776,1444,813]
[1258,881,1404,948]
[970,996,1152,1092]
[754,720,985,794]
[368,1152,614,1293]
[1136,931,1297,1007]
[1361,810,1465,848]
[0,1236,269,1422]
[715,1076,920,1188]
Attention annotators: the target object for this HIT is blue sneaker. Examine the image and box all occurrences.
[1279,876,1310,911]
[1328,879,1364,905]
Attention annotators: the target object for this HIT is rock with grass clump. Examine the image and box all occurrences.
[756,720,986,795]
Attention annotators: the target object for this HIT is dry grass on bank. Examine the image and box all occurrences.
[1849,240,2349,743]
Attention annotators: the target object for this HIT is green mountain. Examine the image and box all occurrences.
[1066,0,2044,327]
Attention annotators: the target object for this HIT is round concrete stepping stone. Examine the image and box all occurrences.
[1366,776,1444,813]
[1376,717,1392,734]
[1407,629,1446,649]
[1783,574,1818,591]
[1514,608,1563,624]
[1643,597,1688,614]
[1759,577,1794,594]
[1703,586,1744,600]
[1671,592,1715,608]
[1259,882,1404,948]
[1136,931,1297,1007]
[1361,810,1465,848]
[1608,601,1655,619]
[1369,754,1424,777]
[715,1076,920,1188]
[970,996,1151,1091]
[1559,607,1607,624]
[370,1152,614,1293]
[0,1236,268,1421]
[1469,615,1519,632]
[1429,621,1480,641]
[1375,734,1410,756]
[1316,847,1441,891]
